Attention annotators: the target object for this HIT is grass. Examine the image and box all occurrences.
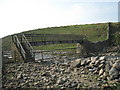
[33,43,76,50]
[2,35,12,51]
[25,34,85,42]
[23,23,108,42]
[2,22,120,51]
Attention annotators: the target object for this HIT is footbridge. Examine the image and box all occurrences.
[12,34,86,62]
[24,34,86,46]
[12,35,35,62]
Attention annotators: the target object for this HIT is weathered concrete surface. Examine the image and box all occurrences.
[11,42,24,63]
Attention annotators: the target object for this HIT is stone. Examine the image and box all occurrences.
[17,72,22,79]
[103,72,108,77]
[85,58,91,65]
[109,67,119,79]
[105,61,111,73]
[74,68,79,72]
[112,60,120,71]
[107,77,111,81]
[98,64,104,69]
[57,78,64,85]
[71,82,78,87]
[89,62,93,67]
[91,57,98,64]
[109,61,113,66]
[23,77,28,80]
[77,83,81,88]
[41,72,49,76]
[97,82,101,86]
[81,60,86,66]
[99,69,104,76]
[81,71,86,74]
[100,60,105,64]
[93,70,98,74]
[99,56,106,60]
[70,59,81,68]
[94,60,100,66]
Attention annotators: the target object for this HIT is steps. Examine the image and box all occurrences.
[12,35,35,62]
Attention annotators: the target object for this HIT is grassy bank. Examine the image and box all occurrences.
[23,23,108,42]
[33,43,76,50]
[2,22,120,51]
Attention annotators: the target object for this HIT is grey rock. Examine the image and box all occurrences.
[91,57,98,64]
[113,60,120,71]
[97,82,101,86]
[109,67,119,79]
[71,82,78,87]
[41,72,49,76]
[98,64,105,69]
[105,61,111,73]
[99,69,104,76]
[81,60,86,66]
[107,77,111,81]
[17,72,22,79]
[93,70,99,74]
[70,59,81,68]
[94,60,100,66]
[89,69,95,72]
[81,71,86,74]
[103,72,108,77]
[57,78,64,85]
[99,56,106,60]
[89,62,94,67]
[100,60,105,64]
[77,83,81,88]
[85,58,91,65]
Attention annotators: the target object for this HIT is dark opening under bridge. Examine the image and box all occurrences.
[12,34,85,62]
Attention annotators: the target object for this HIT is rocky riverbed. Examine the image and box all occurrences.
[2,46,120,89]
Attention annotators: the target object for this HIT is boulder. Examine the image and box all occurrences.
[99,56,106,60]
[90,57,98,64]
[105,61,111,73]
[85,58,91,65]
[81,60,87,66]
[17,72,23,79]
[99,69,104,76]
[94,60,100,66]
[109,67,119,79]
[70,59,81,68]
[112,60,120,71]
[98,64,105,69]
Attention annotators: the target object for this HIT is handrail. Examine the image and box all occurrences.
[22,34,34,50]
[13,35,26,60]
[22,34,35,58]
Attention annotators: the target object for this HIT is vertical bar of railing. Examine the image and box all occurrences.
[22,34,35,60]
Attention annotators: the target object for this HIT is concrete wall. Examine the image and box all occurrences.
[11,42,24,63]
[76,22,112,55]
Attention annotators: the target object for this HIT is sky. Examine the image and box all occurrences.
[0,0,119,38]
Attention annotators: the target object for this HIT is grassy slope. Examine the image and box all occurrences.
[23,23,108,50]
[23,23,108,42]
[2,35,12,51]
[2,22,119,51]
